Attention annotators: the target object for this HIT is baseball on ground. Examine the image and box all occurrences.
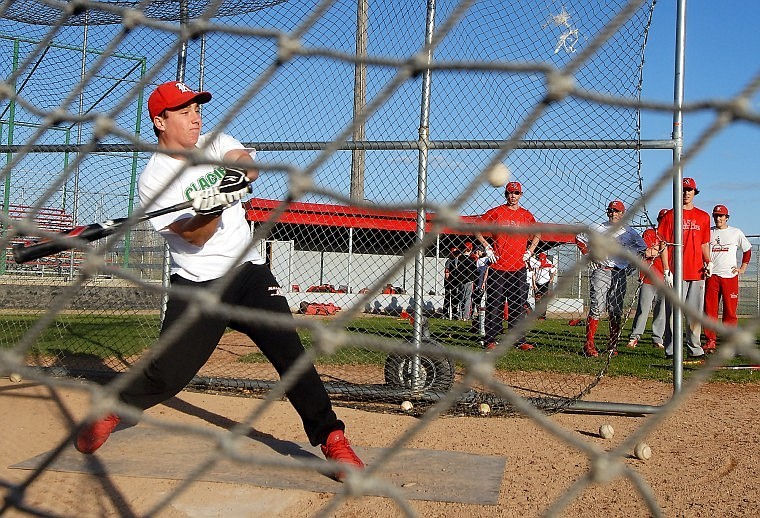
[400,400,413,412]
[9,373,22,383]
[486,163,510,187]
[634,442,652,460]
[478,402,491,415]
[599,423,614,439]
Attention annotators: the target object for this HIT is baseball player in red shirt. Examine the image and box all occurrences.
[475,181,540,351]
[703,204,752,354]
[658,177,711,359]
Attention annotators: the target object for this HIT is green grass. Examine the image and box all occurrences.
[0,313,159,358]
[331,315,760,383]
[1,313,757,383]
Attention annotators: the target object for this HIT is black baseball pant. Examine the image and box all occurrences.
[484,268,529,346]
[119,262,343,446]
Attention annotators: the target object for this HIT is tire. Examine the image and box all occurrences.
[384,338,455,392]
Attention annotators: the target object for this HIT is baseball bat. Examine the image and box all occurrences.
[12,200,193,264]
[683,360,760,370]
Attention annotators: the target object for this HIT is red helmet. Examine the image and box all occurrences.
[712,204,729,216]
[683,177,700,194]
[504,181,522,195]
[607,200,625,213]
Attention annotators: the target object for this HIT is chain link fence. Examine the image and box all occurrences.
[0,0,758,516]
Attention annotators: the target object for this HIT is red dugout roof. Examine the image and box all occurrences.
[243,198,576,243]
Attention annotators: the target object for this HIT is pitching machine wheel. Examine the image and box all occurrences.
[384,338,455,392]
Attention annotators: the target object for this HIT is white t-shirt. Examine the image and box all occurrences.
[709,225,751,278]
[577,221,646,269]
[138,133,264,282]
[532,258,557,286]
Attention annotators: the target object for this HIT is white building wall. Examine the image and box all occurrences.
[267,240,446,295]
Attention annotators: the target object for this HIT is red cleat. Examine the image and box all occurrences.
[485,342,498,350]
[76,413,120,454]
[518,343,535,351]
[321,430,365,482]
[703,340,717,354]
[583,342,599,358]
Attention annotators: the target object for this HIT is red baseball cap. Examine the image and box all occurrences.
[607,200,625,212]
[148,81,212,120]
[505,181,522,194]
[682,177,700,194]
[712,204,729,216]
[657,208,668,221]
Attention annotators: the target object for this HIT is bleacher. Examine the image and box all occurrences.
[3,204,85,275]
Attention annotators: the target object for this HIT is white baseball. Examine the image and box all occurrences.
[9,373,22,383]
[634,442,652,460]
[401,400,413,412]
[478,402,491,415]
[486,163,511,187]
[599,424,614,439]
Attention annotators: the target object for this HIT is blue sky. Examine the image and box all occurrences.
[638,1,760,235]
[1,0,756,236]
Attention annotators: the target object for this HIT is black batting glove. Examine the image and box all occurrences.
[218,167,251,194]
[191,168,252,216]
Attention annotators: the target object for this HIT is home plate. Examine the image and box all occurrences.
[11,425,505,505]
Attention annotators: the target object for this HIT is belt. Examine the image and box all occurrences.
[601,266,625,271]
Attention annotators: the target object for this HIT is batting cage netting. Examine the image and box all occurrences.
[0,0,759,515]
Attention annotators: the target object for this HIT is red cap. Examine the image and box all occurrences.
[538,252,547,259]
[607,200,625,212]
[712,204,729,216]
[148,81,212,120]
[682,177,700,194]
[505,181,522,194]
[657,208,668,221]
[464,241,473,249]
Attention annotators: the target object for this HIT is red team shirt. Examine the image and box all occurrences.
[640,227,664,284]
[657,207,711,281]
[480,205,536,272]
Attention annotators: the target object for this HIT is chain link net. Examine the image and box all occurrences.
[1,0,759,515]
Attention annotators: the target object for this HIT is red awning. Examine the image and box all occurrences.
[243,198,576,243]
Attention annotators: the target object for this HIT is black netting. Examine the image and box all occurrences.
[1,0,289,26]
[1,0,658,413]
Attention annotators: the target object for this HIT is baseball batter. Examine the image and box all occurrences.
[475,181,540,351]
[576,200,647,357]
[703,204,752,354]
[75,81,364,481]
[658,177,711,359]
[627,208,669,349]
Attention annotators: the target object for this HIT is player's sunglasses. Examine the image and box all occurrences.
[682,188,695,193]
[606,208,622,214]
[507,190,522,195]
[713,213,728,217]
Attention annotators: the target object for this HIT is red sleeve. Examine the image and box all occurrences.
[700,211,711,244]
[657,212,673,269]
[576,237,588,255]
[742,249,752,264]
[657,212,672,242]
[643,228,659,248]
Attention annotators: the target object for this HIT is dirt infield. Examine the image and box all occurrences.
[2,375,759,517]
